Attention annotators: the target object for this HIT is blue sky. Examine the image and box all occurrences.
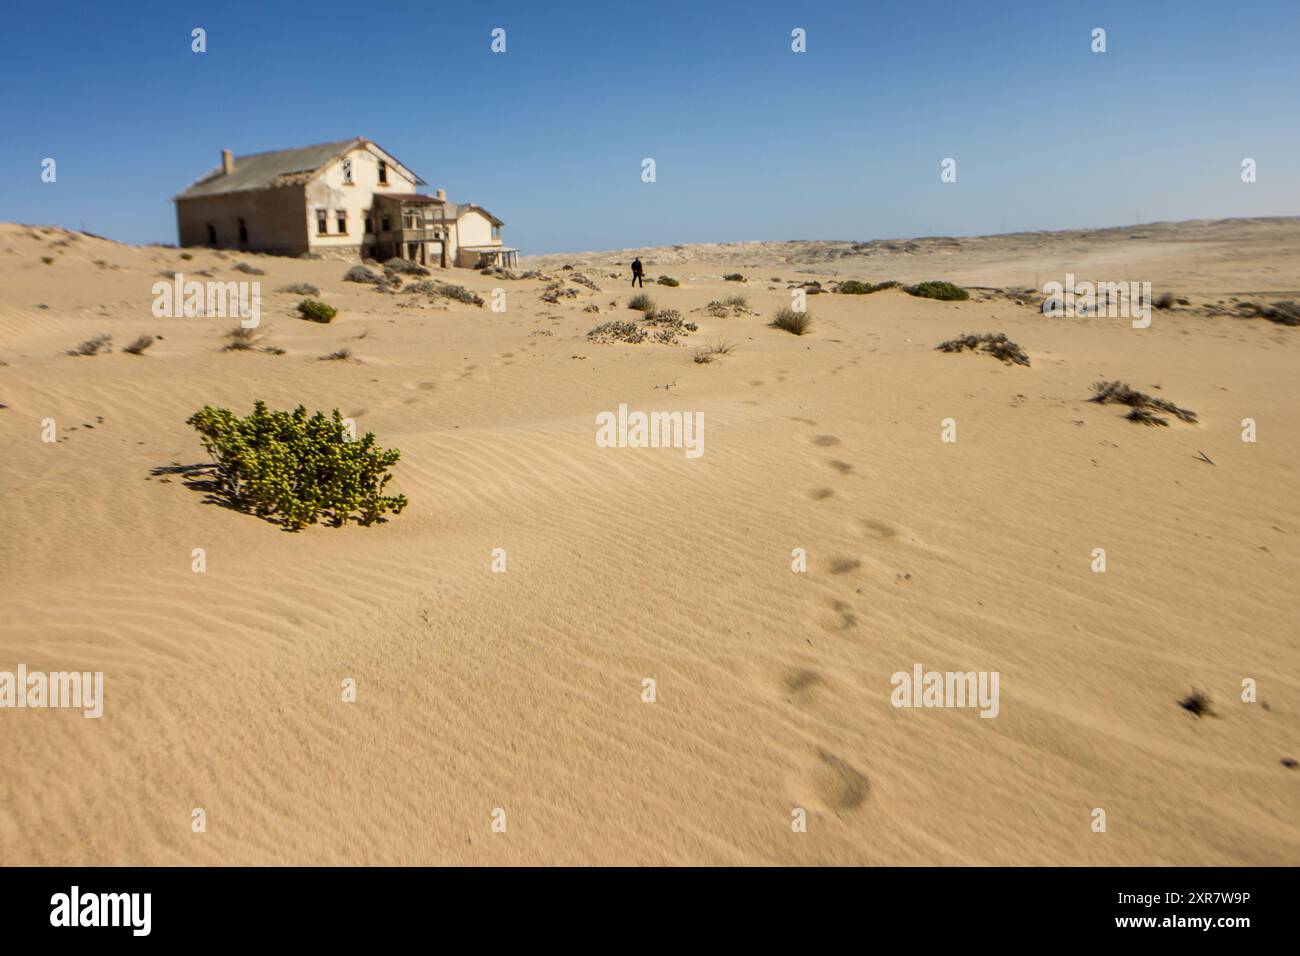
[2,0,1297,254]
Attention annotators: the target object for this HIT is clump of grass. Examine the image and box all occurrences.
[67,334,112,356]
[1178,689,1214,718]
[222,326,263,351]
[640,309,698,343]
[656,275,679,287]
[770,307,812,335]
[122,334,155,355]
[1153,291,1176,310]
[439,284,484,306]
[278,282,319,296]
[1238,300,1300,326]
[907,280,969,301]
[723,273,746,282]
[723,294,748,308]
[693,340,734,363]
[1090,380,1197,424]
[297,299,337,323]
[1126,408,1168,426]
[587,320,647,344]
[233,262,265,275]
[320,348,353,362]
[41,256,54,265]
[180,252,193,261]
[936,332,1030,367]
[628,293,656,313]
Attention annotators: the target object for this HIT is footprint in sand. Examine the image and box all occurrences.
[860,518,897,540]
[780,668,825,706]
[811,435,841,447]
[790,417,817,426]
[824,598,857,631]
[827,460,855,475]
[808,487,835,501]
[827,556,861,575]
[810,748,870,811]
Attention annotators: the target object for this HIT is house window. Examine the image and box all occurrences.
[381,217,391,232]
[337,210,347,234]
[238,218,248,244]
[378,160,388,184]
[317,210,328,235]
[342,158,353,184]
[206,223,217,245]
[491,225,500,239]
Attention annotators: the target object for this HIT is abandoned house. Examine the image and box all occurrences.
[172,137,516,268]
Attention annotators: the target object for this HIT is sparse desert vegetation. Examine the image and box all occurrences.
[1090,380,1197,424]
[66,334,111,356]
[936,332,1030,366]
[770,307,812,335]
[122,334,155,355]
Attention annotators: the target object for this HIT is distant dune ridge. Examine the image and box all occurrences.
[0,216,1297,865]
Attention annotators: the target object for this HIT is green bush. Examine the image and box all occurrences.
[186,400,408,530]
[297,299,337,323]
[907,280,968,301]
[837,280,873,294]
[724,273,745,282]
[656,275,680,287]
[628,293,656,312]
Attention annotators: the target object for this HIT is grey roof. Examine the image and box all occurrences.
[175,138,410,200]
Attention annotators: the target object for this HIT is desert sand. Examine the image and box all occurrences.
[0,217,1297,865]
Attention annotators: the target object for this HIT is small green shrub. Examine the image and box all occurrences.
[41,256,54,265]
[628,293,656,312]
[724,273,745,282]
[837,279,899,295]
[180,252,193,261]
[656,275,680,287]
[297,299,337,323]
[186,400,408,530]
[907,280,969,301]
[770,308,812,335]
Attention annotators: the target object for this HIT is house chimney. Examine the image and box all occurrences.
[436,188,446,201]
[221,149,234,175]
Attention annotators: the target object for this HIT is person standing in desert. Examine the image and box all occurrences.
[631,257,644,287]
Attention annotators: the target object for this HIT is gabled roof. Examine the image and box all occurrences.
[173,138,426,201]
[460,204,504,227]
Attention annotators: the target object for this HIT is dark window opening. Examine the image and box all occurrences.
[238,218,248,244]
[206,223,217,245]
[337,211,347,234]
[381,217,391,232]
[378,160,388,184]
[316,210,328,235]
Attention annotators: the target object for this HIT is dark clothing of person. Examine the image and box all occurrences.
[631,259,644,287]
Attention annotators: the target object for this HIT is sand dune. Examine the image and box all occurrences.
[1,218,1297,865]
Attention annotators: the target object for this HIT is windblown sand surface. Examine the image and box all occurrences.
[1,217,1297,865]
